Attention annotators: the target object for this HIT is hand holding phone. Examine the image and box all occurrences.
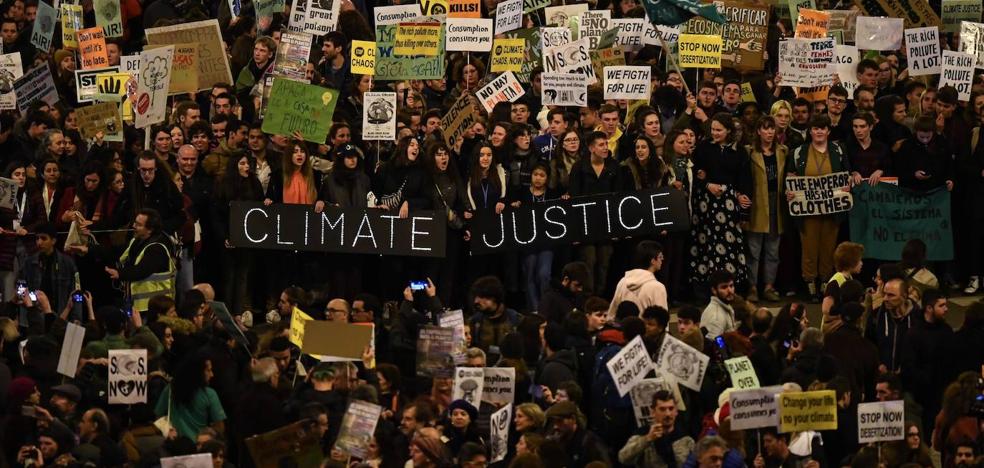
[409,280,428,292]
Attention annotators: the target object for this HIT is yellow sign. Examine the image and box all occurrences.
[395,23,442,57]
[94,72,134,121]
[288,308,314,348]
[741,82,756,102]
[489,38,525,72]
[147,43,199,95]
[61,4,83,49]
[420,0,449,16]
[779,390,838,433]
[350,40,376,75]
[449,0,481,18]
[678,34,723,68]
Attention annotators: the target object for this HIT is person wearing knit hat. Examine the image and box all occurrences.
[410,434,452,468]
[8,376,40,407]
[53,50,74,69]
[445,400,484,460]
[544,401,610,466]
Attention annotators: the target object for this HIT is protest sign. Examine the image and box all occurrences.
[741,82,756,102]
[94,72,135,121]
[375,25,445,80]
[76,102,124,142]
[794,8,829,38]
[787,0,814,24]
[579,10,611,49]
[959,22,984,69]
[856,16,903,50]
[729,386,784,430]
[778,37,834,88]
[395,22,442,56]
[0,53,22,111]
[13,63,59,114]
[446,18,493,52]
[437,310,467,364]
[856,0,939,29]
[161,454,211,468]
[75,66,119,103]
[606,336,656,397]
[832,45,859,97]
[495,0,523,34]
[417,326,455,377]
[543,38,596,84]
[262,78,338,143]
[230,201,447,257]
[146,43,197,95]
[420,0,449,16]
[784,172,853,216]
[654,334,709,391]
[499,27,543,83]
[78,28,109,69]
[134,46,173,128]
[374,4,422,25]
[611,18,645,50]
[490,38,524,72]
[61,4,84,49]
[350,40,376,75]
[288,308,315,348]
[678,34,722,68]
[849,183,953,261]
[288,0,310,33]
[441,93,478,147]
[542,27,572,49]
[246,420,324,468]
[542,72,587,106]
[680,1,768,70]
[363,92,396,141]
[30,0,57,51]
[858,400,905,443]
[643,23,680,47]
[482,367,516,405]
[826,10,859,43]
[121,55,141,76]
[940,50,974,102]
[449,0,481,18]
[476,71,525,113]
[0,178,16,210]
[545,4,588,26]
[57,323,85,378]
[779,390,838,433]
[603,66,650,100]
[273,31,314,80]
[942,0,982,33]
[334,400,383,458]
[590,47,625,83]
[523,0,549,14]
[629,377,679,426]
[490,404,512,463]
[905,27,941,76]
[146,20,233,90]
[108,349,147,404]
[724,356,760,389]
[303,0,340,34]
[94,0,124,38]
[453,367,485,408]
[470,189,688,254]
[301,321,374,359]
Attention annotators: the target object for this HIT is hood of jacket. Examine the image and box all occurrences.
[621,269,657,292]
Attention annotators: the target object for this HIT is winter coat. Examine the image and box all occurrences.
[607,269,668,320]
[534,349,578,393]
[746,143,788,234]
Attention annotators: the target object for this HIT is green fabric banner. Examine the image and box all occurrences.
[849,183,953,261]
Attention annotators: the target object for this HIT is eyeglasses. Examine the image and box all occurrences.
[828,97,847,104]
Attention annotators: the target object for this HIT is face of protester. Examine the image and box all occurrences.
[473,294,499,315]
[478,147,493,170]
[955,446,975,465]
[920,91,936,114]
[38,435,58,460]
[722,83,741,106]
[671,134,689,157]
[579,108,598,129]
[162,326,174,350]
[758,123,776,145]
[852,118,871,141]
[138,159,157,186]
[698,446,725,468]
[678,318,698,336]
[892,103,907,124]
[191,132,210,153]
[400,406,419,434]
[48,133,66,156]
[935,100,957,118]
[60,55,75,73]
[906,426,922,450]
[514,410,533,432]
[710,120,729,144]
[236,156,251,178]
[810,126,830,144]
[43,162,60,186]
[530,167,547,190]
[270,347,291,374]
[253,43,272,66]
[111,172,125,194]
[170,127,184,149]
[857,90,875,111]
[462,64,479,86]
[248,129,267,153]
[550,415,577,438]
[549,114,568,137]
[212,122,227,143]
[358,75,373,94]
[154,131,172,155]
[514,131,531,151]
[471,122,486,137]
[859,67,879,87]
[587,310,607,332]
[883,280,905,310]
[292,145,307,167]
[181,109,201,128]
[590,138,608,159]
[643,114,661,138]
[601,111,620,134]
[214,97,233,116]
[450,408,470,429]
[826,94,847,116]
[634,139,650,162]
[516,435,531,455]
[698,87,717,108]
[916,130,933,145]
[407,139,419,161]
[433,149,449,172]
[511,104,530,123]
[9,166,24,188]
[665,72,683,92]
[561,132,579,154]
[78,410,98,439]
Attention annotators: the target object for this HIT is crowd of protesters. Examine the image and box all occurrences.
[0,0,982,467]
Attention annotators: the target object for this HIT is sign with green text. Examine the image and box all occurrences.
[375,24,444,80]
[261,78,339,144]
[849,184,953,261]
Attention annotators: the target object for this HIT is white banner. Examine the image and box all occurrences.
[729,386,784,430]
[489,403,512,463]
[446,18,493,52]
[905,27,941,76]
[654,334,708,391]
[629,376,682,427]
[108,349,147,404]
[611,18,645,50]
[476,71,525,113]
[856,16,903,50]
[858,400,905,443]
[544,4,587,26]
[134,46,174,128]
[606,335,656,397]
[642,22,680,47]
[603,66,650,100]
[778,37,834,88]
[362,92,396,141]
[57,322,85,378]
[940,50,974,102]
[542,72,587,106]
[579,10,611,49]
[453,367,485,409]
[374,4,422,25]
[831,45,859,97]
[13,63,59,114]
[495,0,523,34]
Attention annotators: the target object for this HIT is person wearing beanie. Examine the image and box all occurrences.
[544,400,610,467]
[444,399,485,459]
[410,434,452,468]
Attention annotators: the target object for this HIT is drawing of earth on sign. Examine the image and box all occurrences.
[367,97,393,124]
[663,341,700,381]
[0,69,14,94]
[101,1,118,22]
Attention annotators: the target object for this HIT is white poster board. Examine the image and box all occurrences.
[606,335,656,396]
[362,92,396,141]
[653,334,709,391]
[905,27,941,76]
[108,349,147,404]
[857,400,905,444]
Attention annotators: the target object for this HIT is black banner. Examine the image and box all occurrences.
[469,189,690,254]
[229,202,446,257]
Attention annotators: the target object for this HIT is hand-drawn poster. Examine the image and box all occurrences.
[654,334,709,391]
[0,53,23,111]
[362,92,396,141]
[134,46,173,128]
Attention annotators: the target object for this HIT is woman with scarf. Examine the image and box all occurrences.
[425,143,466,306]
[745,116,788,303]
[463,143,507,284]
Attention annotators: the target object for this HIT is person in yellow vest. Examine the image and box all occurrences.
[105,208,175,313]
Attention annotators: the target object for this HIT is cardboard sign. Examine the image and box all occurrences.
[417,326,455,378]
[61,4,84,49]
[779,390,838,433]
[273,31,313,80]
[579,10,611,50]
[940,49,973,95]
[262,78,338,143]
[108,349,147,404]
[495,0,523,34]
[470,189,689,254]
[301,321,374,359]
[542,72,587,106]
[420,0,449,16]
[446,18,493,52]
[453,367,485,408]
[395,22,442,56]
[161,454,212,468]
[942,0,982,33]
[545,4,588,26]
[785,172,853,216]
[94,0,124,38]
[375,25,445,80]
[0,53,23,111]
[856,16,903,50]
[489,38,524,72]
[826,10,859,43]
[490,404,512,463]
[57,323,85,378]
[654,334,709,391]
[363,92,396,141]
[121,55,141,76]
[145,20,233,91]
[229,202,446,257]
[831,45,859,97]
[958,22,984,69]
[849,183,954,261]
[334,400,383,458]
[856,0,939,29]
[858,400,905,443]
[374,4,422,25]
[148,43,197,95]
[76,102,123,141]
[482,367,515,404]
[350,40,376,75]
[680,2,767,70]
[678,34,722,68]
[78,28,109,69]
[905,27,941,76]
[603,66,650,100]
[246,420,324,468]
[441,93,478,147]
[13,63,59,114]
[30,0,57,51]
[449,0,481,18]
[794,8,830,38]
[724,356,760,389]
[75,66,119,103]
[778,38,834,88]
[476,71,525,113]
[729,386,784,430]
[606,336,656,397]
[134,46,173,128]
